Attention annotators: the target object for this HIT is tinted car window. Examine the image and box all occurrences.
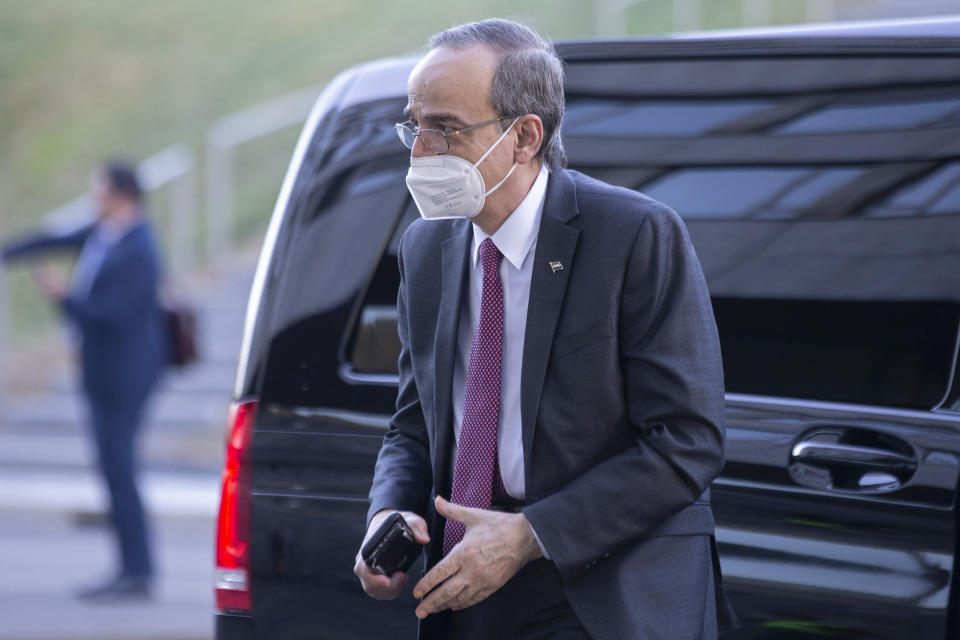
[639,167,809,218]
[346,202,417,376]
[564,99,774,137]
[930,181,960,214]
[710,297,957,408]
[769,167,871,212]
[775,96,960,134]
[257,100,409,408]
[563,67,960,410]
[866,161,960,217]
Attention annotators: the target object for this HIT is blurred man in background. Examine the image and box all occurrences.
[1,161,167,601]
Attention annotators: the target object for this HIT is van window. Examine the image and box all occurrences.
[564,99,774,137]
[640,167,809,219]
[774,96,960,134]
[866,161,960,217]
[344,202,417,378]
[564,61,960,409]
[258,100,409,408]
[711,298,959,409]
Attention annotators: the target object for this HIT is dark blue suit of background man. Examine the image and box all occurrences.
[1,162,167,601]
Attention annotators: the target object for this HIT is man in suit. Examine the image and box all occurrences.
[354,19,738,639]
[2,161,167,600]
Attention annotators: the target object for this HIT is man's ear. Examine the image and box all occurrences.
[513,114,544,166]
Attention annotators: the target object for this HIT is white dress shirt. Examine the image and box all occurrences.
[452,164,550,500]
[70,218,135,299]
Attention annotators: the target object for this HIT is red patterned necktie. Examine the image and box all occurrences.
[443,238,505,556]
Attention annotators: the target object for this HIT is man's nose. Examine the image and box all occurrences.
[410,135,432,158]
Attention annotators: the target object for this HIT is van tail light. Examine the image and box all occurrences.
[215,399,258,613]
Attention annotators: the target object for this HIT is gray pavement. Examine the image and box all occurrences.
[0,251,257,640]
[0,511,214,640]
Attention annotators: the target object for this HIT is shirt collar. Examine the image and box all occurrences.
[472,164,550,270]
[95,215,143,245]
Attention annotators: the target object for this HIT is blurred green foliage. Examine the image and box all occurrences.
[1,0,599,234]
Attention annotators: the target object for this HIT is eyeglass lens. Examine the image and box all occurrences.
[395,123,448,154]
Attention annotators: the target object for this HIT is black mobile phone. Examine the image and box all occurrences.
[361,512,422,576]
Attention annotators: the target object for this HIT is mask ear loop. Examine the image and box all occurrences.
[474,116,521,168]
[475,116,522,197]
[485,162,519,197]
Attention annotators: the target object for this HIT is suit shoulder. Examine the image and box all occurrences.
[116,224,155,255]
[399,217,463,262]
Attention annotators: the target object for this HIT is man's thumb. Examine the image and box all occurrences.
[435,495,473,524]
[407,515,430,544]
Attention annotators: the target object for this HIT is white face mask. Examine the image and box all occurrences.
[405,117,520,220]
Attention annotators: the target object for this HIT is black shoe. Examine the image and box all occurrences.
[75,575,152,602]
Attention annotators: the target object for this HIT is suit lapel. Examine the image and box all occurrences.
[92,225,135,283]
[521,169,580,495]
[432,220,471,496]
[76,222,143,299]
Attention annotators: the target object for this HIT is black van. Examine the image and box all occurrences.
[215,18,960,639]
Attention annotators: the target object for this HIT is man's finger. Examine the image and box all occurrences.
[354,554,391,584]
[355,561,391,587]
[413,553,460,599]
[434,496,481,526]
[387,570,409,593]
[415,576,469,619]
[403,512,431,544]
[360,571,393,595]
[355,560,409,599]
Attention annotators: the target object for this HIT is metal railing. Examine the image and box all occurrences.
[204,84,322,261]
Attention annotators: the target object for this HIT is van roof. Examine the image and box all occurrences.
[332,15,960,110]
[674,14,960,39]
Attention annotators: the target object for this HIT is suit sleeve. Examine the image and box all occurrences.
[366,233,434,527]
[1,225,93,263]
[60,243,157,330]
[522,204,726,582]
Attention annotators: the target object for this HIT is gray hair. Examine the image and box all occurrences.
[430,19,567,168]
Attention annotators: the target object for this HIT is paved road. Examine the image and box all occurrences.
[0,509,214,640]
[0,253,257,640]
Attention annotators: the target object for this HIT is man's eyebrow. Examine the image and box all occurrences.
[400,107,468,128]
[422,112,468,128]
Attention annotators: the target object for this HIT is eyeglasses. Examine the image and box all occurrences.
[395,116,510,154]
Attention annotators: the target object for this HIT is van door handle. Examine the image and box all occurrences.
[791,441,916,471]
[789,429,917,493]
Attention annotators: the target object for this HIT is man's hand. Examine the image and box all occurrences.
[354,509,429,600]
[413,496,542,619]
[29,265,67,300]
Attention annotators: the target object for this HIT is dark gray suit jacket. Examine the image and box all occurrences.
[368,168,738,639]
